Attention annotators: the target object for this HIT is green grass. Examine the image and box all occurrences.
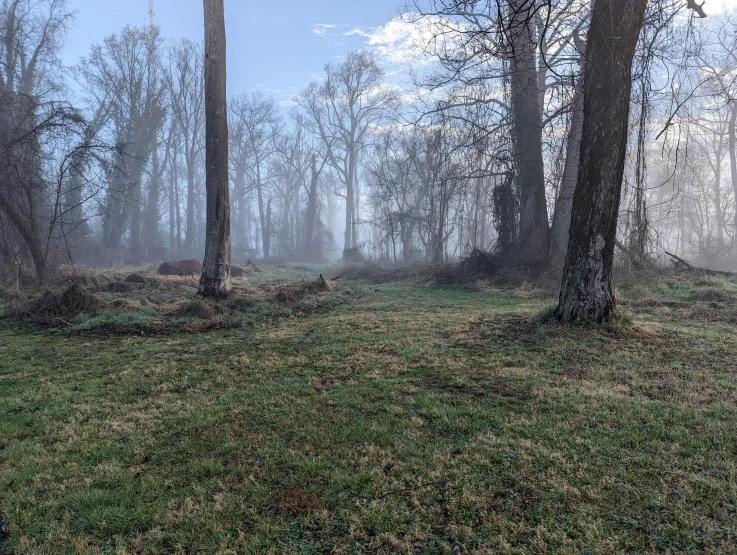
[73,308,159,330]
[0,270,736,554]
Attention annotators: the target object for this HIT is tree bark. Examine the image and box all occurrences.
[199,0,231,297]
[508,0,549,267]
[550,79,584,272]
[0,191,48,284]
[265,197,272,258]
[185,160,196,256]
[344,146,355,254]
[305,155,319,259]
[729,102,737,253]
[256,167,269,258]
[555,0,648,323]
[169,153,178,260]
[145,145,161,250]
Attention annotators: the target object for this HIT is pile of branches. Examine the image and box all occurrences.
[456,248,498,279]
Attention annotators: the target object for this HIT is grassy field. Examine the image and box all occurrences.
[1,266,736,554]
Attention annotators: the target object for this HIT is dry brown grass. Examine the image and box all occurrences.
[6,269,350,336]
[14,283,104,325]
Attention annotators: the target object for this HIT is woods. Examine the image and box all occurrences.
[3,1,737,553]
[1,1,735,313]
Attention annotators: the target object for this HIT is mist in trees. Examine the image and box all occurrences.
[1,0,736,321]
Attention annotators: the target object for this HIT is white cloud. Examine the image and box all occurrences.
[312,23,338,38]
[350,14,458,71]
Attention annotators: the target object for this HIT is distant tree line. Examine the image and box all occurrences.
[0,0,734,319]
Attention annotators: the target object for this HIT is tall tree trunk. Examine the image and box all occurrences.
[479,186,488,251]
[256,173,269,258]
[145,146,161,250]
[714,146,725,249]
[175,170,183,256]
[550,79,584,271]
[304,155,319,259]
[0,191,48,284]
[169,158,177,261]
[344,147,355,254]
[130,170,142,252]
[233,169,246,255]
[352,181,359,249]
[556,0,648,323]
[508,0,549,266]
[103,148,130,250]
[729,102,737,253]
[629,85,649,264]
[199,0,231,297]
[265,198,272,258]
[185,162,196,257]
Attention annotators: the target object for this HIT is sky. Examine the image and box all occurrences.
[63,0,411,105]
[62,0,737,106]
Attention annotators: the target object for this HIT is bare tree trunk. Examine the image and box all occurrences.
[508,0,549,267]
[185,163,195,257]
[0,191,48,284]
[265,198,272,258]
[352,181,359,249]
[729,103,737,253]
[304,155,319,259]
[169,152,178,260]
[550,79,584,271]
[198,0,231,297]
[256,173,269,258]
[344,147,355,254]
[556,0,647,323]
[145,146,161,251]
[714,146,725,249]
[233,169,246,254]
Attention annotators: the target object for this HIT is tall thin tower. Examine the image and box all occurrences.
[148,0,155,27]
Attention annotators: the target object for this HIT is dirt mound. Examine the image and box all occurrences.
[230,262,263,278]
[274,275,336,304]
[19,283,103,325]
[172,300,217,321]
[124,273,148,284]
[158,260,203,276]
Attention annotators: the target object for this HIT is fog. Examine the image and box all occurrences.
[1,0,737,285]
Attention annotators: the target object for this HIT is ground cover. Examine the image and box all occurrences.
[0,267,735,553]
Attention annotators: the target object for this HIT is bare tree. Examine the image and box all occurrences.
[76,25,167,259]
[556,0,648,323]
[165,39,205,258]
[0,0,84,283]
[198,0,231,297]
[506,0,549,266]
[300,51,394,256]
[229,93,281,259]
[549,29,586,270]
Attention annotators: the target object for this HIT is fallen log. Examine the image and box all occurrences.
[665,251,735,276]
[664,251,694,270]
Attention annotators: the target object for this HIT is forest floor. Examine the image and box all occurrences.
[0,264,736,554]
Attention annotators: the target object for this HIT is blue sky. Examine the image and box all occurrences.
[63,0,410,104]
